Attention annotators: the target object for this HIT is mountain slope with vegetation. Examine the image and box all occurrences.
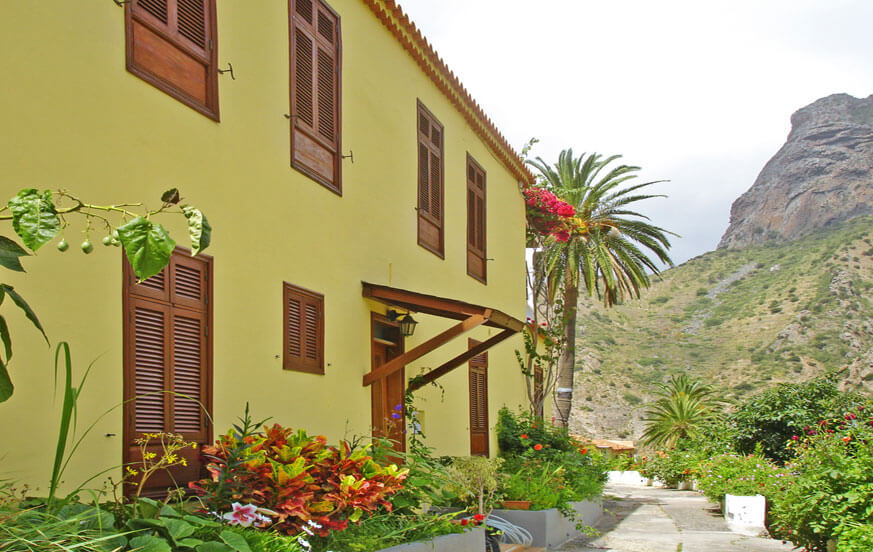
[570,216,873,440]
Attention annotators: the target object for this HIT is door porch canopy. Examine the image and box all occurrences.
[362,282,524,391]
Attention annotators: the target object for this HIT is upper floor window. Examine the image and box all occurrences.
[290,0,342,194]
[466,155,487,283]
[417,101,445,257]
[126,0,220,120]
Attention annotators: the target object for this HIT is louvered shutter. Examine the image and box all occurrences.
[126,0,219,120]
[468,340,489,456]
[283,283,325,374]
[290,0,342,193]
[466,156,487,282]
[124,249,212,497]
[417,102,444,256]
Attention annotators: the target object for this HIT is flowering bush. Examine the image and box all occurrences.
[638,445,707,487]
[496,407,577,455]
[695,451,789,505]
[522,186,576,241]
[190,422,408,536]
[768,409,873,551]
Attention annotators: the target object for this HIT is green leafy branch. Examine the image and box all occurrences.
[0,187,212,403]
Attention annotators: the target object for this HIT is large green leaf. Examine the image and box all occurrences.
[117,217,176,281]
[181,205,211,256]
[0,236,29,272]
[0,356,12,402]
[0,314,11,362]
[129,535,173,552]
[197,543,235,552]
[8,189,61,251]
[219,530,252,552]
[0,284,48,344]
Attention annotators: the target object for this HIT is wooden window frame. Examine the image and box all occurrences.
[289,0,343,195]
[122,247,214,495]
[125,0,220,121]
[468,338,489,457]
[283,282,325,374]
[416,100,445,258]
[466,153,487,283]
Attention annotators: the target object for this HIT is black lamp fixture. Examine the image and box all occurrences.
[387,309,419,337]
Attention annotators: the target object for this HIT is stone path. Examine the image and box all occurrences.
[553,483,794,552]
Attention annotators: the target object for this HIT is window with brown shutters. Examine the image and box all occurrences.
[283,282,325,374]
[417,101,445,257]
[290,0,342,194]
[125,0,219,120]
[466,155,487,283]
[123,248,212,496]
[468,339,489,456]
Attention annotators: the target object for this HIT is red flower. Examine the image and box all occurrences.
[580,448,588,454]
[554,231,570,242]
[473,514,485,522]
[790,435,799,441]
[460,519,469,526]
[534,444,543,451]
[842,436,852,443]
[520,434,529,439]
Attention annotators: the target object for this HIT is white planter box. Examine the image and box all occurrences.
[490,500,602,548]
[375,527,484,552]
[724,494,766,537]
[607,470,648,486]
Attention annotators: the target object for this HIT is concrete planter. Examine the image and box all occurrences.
[490,499,603,548]
[607,470,648,486]
[375,527,484,552]
[723,494,767,537]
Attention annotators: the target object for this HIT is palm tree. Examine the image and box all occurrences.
[527,150,674,427]
[640,374,722,448]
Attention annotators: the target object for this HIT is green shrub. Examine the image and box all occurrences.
[496,407,576,456]
[695,451,788,505]
[836,524,873,552]
[769,411,873,551]
[623,392,642,405]
[310,512,464,552]
[639,446,704,487]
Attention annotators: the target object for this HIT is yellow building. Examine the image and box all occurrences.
[0,0,534,494]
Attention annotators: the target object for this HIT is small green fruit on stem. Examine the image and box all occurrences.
[56,239,69,252]
[81,240,93,254]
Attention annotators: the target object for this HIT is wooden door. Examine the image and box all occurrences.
[123,249,213,497]
[468,339,489,456]
[370,316,405,454]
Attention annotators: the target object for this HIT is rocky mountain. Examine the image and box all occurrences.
[570,217,873,441]
[719,93,873,249]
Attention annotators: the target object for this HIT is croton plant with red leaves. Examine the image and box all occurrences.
[189,424,408,536]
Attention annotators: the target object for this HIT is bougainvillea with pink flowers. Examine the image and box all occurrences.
[522,186,576,242]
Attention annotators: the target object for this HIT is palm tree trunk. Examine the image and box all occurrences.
[554,276,578,428]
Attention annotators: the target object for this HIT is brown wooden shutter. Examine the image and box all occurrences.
[468,339,489,456]
[123,248,212,496]
[417,102,444,257]
[283,283,325,374]
[290,0,342,194]
[466,155,487,282]
[125,0,219,120]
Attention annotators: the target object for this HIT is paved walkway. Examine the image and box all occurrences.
[554,484,794,552]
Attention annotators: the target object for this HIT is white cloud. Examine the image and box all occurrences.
[399,0,873,264]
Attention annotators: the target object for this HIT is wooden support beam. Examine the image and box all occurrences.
[362,314,487,386]
[408,328,516,392]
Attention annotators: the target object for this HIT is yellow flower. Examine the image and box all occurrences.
[125,466,139,477]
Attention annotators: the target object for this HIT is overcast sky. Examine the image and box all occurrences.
[400,0,873,265]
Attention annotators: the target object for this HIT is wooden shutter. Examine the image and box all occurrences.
[283,282,325,374]
[123,249,213,496]
[417,102,444,257]
[290,0,342,194]
[466,155,487,282]
[125,0,219,120]
[468,339,489,456]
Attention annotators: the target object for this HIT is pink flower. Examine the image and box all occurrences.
[556,204,576,217]
[222,503,273,527]
[554,231,570,242]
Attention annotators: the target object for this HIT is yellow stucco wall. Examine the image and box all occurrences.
[0,2,530,492]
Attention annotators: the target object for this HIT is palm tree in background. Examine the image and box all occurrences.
[641,374,723,448]
[527,150,674,427]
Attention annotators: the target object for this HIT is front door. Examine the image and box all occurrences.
[468,339,489,456]
[122,249,213,497]
[371,316,405,454]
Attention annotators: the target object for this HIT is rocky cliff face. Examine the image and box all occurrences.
[719,94,873,249]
